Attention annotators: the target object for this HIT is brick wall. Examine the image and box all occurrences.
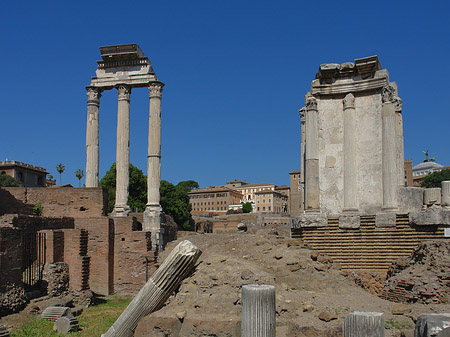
[1,187,107,218]
[0,226,23,289]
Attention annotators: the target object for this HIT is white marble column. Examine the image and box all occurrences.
[299,107,306,211]
[304,95,320,211]
[343,93,358,212]
[144,82,165,242]
[112,84,131,217]
[395,97,405,187]
[381,85,398,211]
[85,87,102,187]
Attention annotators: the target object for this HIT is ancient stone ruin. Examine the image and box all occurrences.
[85,43,165,249]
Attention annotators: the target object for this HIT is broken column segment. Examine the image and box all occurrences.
[102,240,202,337]
[344,311,384,337]
[241,284,276,337]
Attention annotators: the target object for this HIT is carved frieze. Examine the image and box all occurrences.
[343,93,355,109]
[117,85,131,100]
[149,83,164,99]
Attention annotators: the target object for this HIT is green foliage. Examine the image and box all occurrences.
[0,174,19,187]
[100,163,147,213]
[160,180,193,230]
[176,180,199,194]
[75,169,84,187]
[32,204,43,216]
[421,169,450,188]
[242,202,252,213]
[56,163,65,185]
[385,318,413,330]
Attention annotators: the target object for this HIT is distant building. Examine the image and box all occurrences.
[404,160,413,187]
[412,161,448,187]
[254,190,288,214]
[189,186,243,216]
[289,170,303,217]
[0,161,48,187]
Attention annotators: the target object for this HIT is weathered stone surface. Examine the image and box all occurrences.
[398,187,424,213]
[318,310,338,322]
[339,214,360,229]
[409,209,450,226]
[437,327,450,337]
[375,212,396,228]
[442,181,450,208]
[414,313,450,337]
[102,240,202,337]
[41,306,71,321]
[344,311,384,337]
[53,316,79,333]
[241,285,275,337]
[292,213,327,228]
[424,188,442,207]
[392,304,411,315]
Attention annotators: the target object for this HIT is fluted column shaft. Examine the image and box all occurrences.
[381,85,398,211]
[102,240,202,337]
[144,82,165,246]
[241,285,276,337]
[113,85,131,217]
[343,93,358,212]
[304,96,320,211]
[85,87,102,187]
[395,98,404,187]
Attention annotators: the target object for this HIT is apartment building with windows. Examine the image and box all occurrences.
[189,186,243,215]
[254,190,288,214]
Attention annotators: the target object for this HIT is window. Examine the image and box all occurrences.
[263,207,265,211]
[268,206,271,211]
[269,199,271,202]
[257,207,260,211]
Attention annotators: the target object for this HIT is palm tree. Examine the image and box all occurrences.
[75,169,84,187]
[56,164,65,185]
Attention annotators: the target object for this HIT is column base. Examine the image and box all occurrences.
[111,204,130,217]
[144,205,166,251]
[342,207,359,214]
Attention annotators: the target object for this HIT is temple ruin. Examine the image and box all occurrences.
[85,44,164,248]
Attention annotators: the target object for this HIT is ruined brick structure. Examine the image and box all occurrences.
[0,186,172,296]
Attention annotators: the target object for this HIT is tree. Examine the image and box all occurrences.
[100,163,147,213]
[421,169,450,188]
[56,164,65,185]
[75,169,84,187]
[160,180,193,230]
[176,180,199,194]
[0,174,19,187]
[242,202,252,213]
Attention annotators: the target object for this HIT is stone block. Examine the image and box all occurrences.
[414,313,450,337]
[0,325,9,337]
[437,327,450,337]
[409,210,450,226]
[424,188,442,207]
[442,181,450,207]
[398,187,424,213]
[375,213,396,228]
[339,215,360,229]
[53,316,79,333]
[292,213,327,228]
[41,306,71,321]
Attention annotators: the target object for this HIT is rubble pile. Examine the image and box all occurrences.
[0,284,28,317]
[381,241,450,304]
[42,263,69,297]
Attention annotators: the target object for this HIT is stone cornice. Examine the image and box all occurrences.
[311,75,389,96]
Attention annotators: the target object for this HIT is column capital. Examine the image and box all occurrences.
[305,96,317,111]
[299,107,306,122]
[394,97,402,113]
[149,82,164,99]
[117,84,131,101]
[381,85,396,103]
[86,86,102,102]
[343,93,355,109]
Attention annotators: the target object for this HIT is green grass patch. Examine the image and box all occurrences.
[385,318,413,330]
[10,296,132,337]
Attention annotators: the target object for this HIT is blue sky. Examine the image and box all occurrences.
[1,0,449,188]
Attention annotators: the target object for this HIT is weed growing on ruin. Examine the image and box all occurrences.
[32,204,43,216]
[385,318,413,330]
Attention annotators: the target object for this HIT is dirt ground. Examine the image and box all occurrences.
[136,226,450,337]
